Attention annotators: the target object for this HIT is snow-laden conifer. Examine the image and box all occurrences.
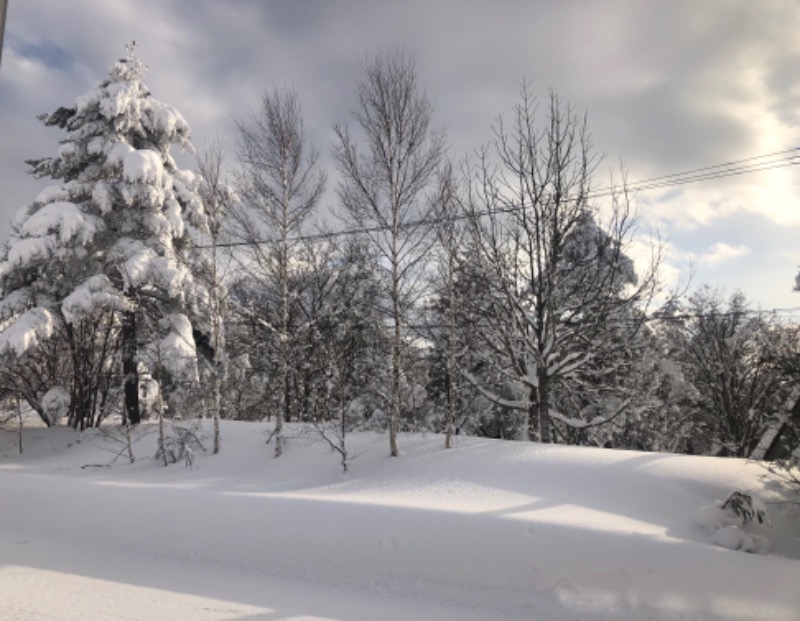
[0,44,209,425]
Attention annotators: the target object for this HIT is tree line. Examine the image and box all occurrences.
[1,46,799,464]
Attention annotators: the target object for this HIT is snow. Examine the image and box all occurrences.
[18,201,101,245]
[143,102,191,141]
[6,236,56,266]
[694,501,774,554]
[61,274,127,322]
[711,525,772,554]
[159,313,199,381]
[123,149,166,186]
[0,289,34,320]
[106,140,135,167]
[35,185,70,205]
[3,202,102,270]
[91,180,114,214]
[109,238,189,297]
[2,421,800,620]
[41,387,70,425]
[0,307,56,356]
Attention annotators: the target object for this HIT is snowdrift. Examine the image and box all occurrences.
[2,420,800,620]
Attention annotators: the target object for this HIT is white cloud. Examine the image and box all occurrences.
[698,242,750,265]
[2,0,800,310]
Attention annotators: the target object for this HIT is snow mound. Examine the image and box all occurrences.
[2,424,800,620]
[711,525,772,554]
[694,493,774,554]
[41,387,71,425]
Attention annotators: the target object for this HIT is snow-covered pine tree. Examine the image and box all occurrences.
[0,44,209,426]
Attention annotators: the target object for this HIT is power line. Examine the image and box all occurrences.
[223,304,800,333]
[646,306,800,322]
[200,147,800,249]
[585,152,800,199]
[621,156,800,196]
[623,147,799,189]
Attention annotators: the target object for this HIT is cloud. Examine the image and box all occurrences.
[698,242,750,265]
[1,0,800,309]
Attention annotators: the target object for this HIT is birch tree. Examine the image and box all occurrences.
[232,88,325,457]
[195,142,236,453]
[430,163,468,447]
[334,51,444,457]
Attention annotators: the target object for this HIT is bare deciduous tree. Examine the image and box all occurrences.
[465,87,663,443]
[233,88,326,458]
[431,163,468,448]
[680,288,800,457]
[196,140,237,454]
[334,51,444,457]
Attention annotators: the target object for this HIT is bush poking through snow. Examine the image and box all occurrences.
[156,422,206,468]
[722,491,771,526]
[694,490,772,554]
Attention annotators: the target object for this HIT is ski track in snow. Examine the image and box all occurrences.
[2,421,800,620]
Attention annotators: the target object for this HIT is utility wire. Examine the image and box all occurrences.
[622,147,799,189]
[200,147,800,249]
[224,306,800,332]
[619,156,800,196]
[645,306,800,322]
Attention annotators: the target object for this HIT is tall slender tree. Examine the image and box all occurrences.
[195,141,236,453]
[334,51,444,456]
[232,88,325,457]
[429,163,468,448]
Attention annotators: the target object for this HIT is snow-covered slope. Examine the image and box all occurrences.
[1,421,799,620]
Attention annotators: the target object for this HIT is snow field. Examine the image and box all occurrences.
[2,420,800,620]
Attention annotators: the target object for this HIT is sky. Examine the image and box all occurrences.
[2,0,800,312]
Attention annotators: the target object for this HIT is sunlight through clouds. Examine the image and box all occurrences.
[2,0,800,307]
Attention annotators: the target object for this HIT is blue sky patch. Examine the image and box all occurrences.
[10,36,74,72]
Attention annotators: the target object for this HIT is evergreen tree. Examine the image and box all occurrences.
[0,44,209,426]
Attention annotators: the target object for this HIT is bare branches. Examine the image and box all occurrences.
[463,87,665,442]
[231,88,326,458]
[233,89,326,248]
[334,51,444,457]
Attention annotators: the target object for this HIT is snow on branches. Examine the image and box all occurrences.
[0,45,212,426]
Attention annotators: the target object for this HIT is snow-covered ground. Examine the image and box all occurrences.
[2,420,800,620]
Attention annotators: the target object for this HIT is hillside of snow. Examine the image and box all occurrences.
[2,420,800,620]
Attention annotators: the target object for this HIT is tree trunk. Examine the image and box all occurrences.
[121,310,141,425]
[390,315,401,457]
[536,373,552,443]
[64,321,91,430]
[445,252,456,449]
[445,356,455,449]
[390,261,401,457]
